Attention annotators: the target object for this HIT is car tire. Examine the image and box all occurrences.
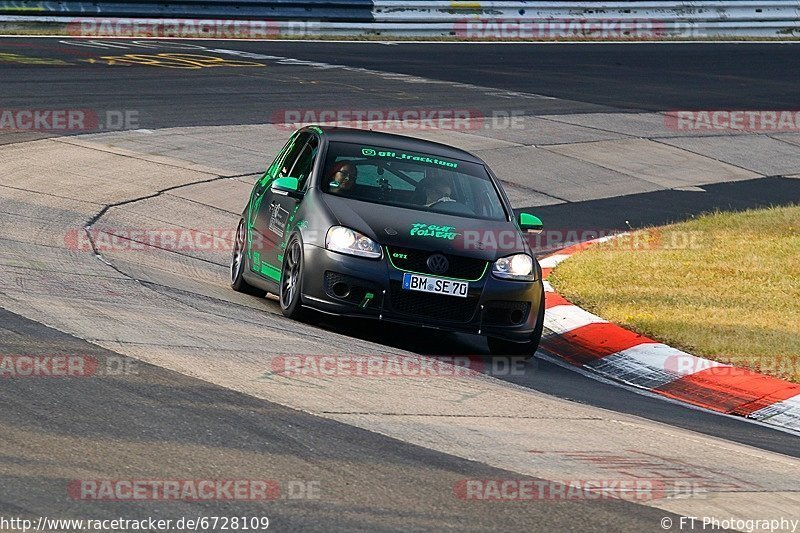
[279,235,307,320]
[487,297,545,359]
[231,218,266,297]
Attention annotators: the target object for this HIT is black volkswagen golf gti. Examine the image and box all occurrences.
[231,126,546,357]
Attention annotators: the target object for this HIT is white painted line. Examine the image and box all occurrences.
[543,304,606,335]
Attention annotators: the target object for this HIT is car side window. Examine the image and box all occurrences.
[254,135,294,195]
[277,132,311,179]
[266,139,290,178]
[288,135,319,192]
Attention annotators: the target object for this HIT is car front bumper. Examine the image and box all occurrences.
[300,244,544,342]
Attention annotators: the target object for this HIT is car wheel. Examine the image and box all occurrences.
[279,235,307,320]
[487,298,545,359]
[231,218,266,297]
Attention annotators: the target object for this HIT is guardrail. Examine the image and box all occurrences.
[1,0,799,38]
[0,0,374,21]
[373,0,800,38]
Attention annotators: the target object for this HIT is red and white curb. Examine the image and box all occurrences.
[538,238,800,433]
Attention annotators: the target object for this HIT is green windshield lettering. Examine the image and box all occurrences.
[361,147,458,169]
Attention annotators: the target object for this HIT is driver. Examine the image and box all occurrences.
[328,161,357,194]
[424,175,454,207]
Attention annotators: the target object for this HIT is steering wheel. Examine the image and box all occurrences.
[427,196,455,208]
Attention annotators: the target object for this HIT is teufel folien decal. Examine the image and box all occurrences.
[410,223,460,240]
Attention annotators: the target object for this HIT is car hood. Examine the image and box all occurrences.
[321,194,528,261]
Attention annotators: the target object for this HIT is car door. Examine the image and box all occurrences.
[251,132,318,277]
[247,133,296,278]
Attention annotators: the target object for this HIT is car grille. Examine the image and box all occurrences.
[387,246,487,280]
[388,281,479,323]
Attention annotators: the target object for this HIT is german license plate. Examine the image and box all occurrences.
[402,273,468,298]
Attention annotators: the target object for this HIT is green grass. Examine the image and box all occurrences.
[549,205,800,382]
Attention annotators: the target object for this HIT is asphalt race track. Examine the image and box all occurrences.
[3,40,800,131]
[1,38,800,531]
[2,308,682,531]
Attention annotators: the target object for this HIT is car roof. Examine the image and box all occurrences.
[309,125,485,164]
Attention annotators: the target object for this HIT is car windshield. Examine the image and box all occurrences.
[321,141,507,221]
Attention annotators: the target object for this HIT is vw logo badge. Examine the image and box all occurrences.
[427,254,449,275]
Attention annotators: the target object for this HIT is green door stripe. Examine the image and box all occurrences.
[260,263,282,282]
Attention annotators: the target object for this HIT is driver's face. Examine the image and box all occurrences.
[333,164,356,191]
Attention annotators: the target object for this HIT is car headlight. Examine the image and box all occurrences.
[325,226,382,259]
[492,254,536,281]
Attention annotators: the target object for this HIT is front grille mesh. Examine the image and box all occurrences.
[388,281,479,323]
[387,247,486,280]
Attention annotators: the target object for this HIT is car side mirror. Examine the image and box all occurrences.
[271,177,303,199]
[519,212,543,234]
